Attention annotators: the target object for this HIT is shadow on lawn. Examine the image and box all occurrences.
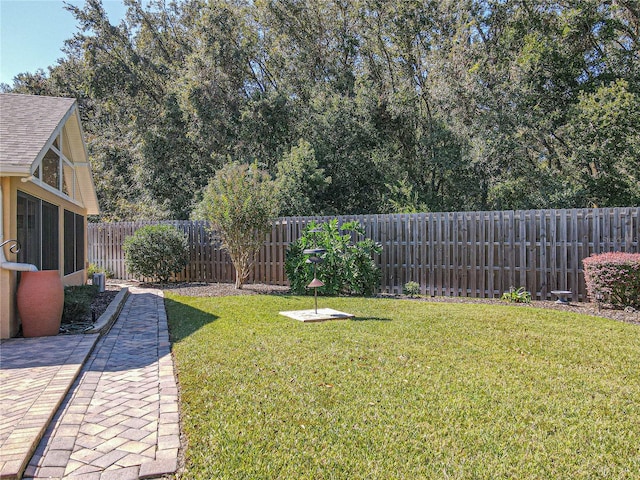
[351,316,392,322]
[164,298,219,342]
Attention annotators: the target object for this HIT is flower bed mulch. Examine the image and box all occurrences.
[110,280,640,326]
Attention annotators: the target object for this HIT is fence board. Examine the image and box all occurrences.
[88,208,640,302]
[469,213,477,297]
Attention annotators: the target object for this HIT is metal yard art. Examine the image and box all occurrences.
[280,228,353,323]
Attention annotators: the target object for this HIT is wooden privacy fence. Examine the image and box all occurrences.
[88,207,639,301]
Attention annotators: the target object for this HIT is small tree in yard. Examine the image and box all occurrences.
[124,225,189,283]
[195,162,277,289]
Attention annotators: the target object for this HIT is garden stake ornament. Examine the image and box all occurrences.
[303,228,325,314]
[279,226,354,323]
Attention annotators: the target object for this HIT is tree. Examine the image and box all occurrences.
[428,0,640,210]
[139,93,214,218]
[7,0,639,218]
[274,139,331,216]
[564,80,640,207]
[194,162,278,288]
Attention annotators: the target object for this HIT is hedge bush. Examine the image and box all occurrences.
[583,252,640,308]
[124,225,189,283]
[285,219,382,296]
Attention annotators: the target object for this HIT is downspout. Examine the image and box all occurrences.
[0,183,38,271]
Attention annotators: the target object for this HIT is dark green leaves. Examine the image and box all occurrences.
[285,219,382,296]
[7,0,638,217]
[123,224,189,282]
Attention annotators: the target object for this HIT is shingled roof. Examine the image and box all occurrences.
[0,93,99,214]
[0,94,78,172]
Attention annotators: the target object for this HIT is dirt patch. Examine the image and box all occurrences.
[150,281,290,297]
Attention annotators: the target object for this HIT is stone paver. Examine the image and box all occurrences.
[0,334,98,479]
[21,288,179,480]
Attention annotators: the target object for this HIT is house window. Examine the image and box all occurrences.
[32,134,77,200]
[16,192,59,270]
[41,149,60,190]
[64,210,85,275]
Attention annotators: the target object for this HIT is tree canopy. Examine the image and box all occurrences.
[4,0,638,220]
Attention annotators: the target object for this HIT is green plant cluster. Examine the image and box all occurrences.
[87,263,113,279]
[62,284,98,323]
[403,281,421,297]
[285,219,382,296]
[123,225,189,283]
[501,286,532,303]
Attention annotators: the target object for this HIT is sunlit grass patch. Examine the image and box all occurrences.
[166,294,640,480]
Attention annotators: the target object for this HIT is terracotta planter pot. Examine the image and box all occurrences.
[17,270,63,337]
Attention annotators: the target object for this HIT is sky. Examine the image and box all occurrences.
[0,0,128,85]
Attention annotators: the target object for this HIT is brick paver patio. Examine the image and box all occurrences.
[0,335,98,479]
[0,287,179,480]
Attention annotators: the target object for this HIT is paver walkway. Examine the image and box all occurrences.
[22,287,179,480]
[0,335,98,479]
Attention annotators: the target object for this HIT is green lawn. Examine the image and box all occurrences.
[165,294,640,479]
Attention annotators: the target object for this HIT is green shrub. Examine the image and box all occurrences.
[123,224,189,283]
[403,281,420,298]
[285,219,382,296]
[87,263,100,277]
[62,285,98,323]
[501,286,532,303]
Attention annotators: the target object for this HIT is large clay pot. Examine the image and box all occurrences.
[17,270,63,337]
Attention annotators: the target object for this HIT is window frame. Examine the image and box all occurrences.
[30,132,82,207]
[64,209,85,275]
[16,191,59,271]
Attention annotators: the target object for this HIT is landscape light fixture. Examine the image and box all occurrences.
[279,227,353,322]
[303,246,326,314]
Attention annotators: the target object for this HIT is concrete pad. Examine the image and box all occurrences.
[280,308,354,322]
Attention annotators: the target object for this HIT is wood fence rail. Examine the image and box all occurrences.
[88,207,640,301]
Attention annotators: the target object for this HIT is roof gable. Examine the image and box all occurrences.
[0,94,77,172]
[0,94,99,215]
